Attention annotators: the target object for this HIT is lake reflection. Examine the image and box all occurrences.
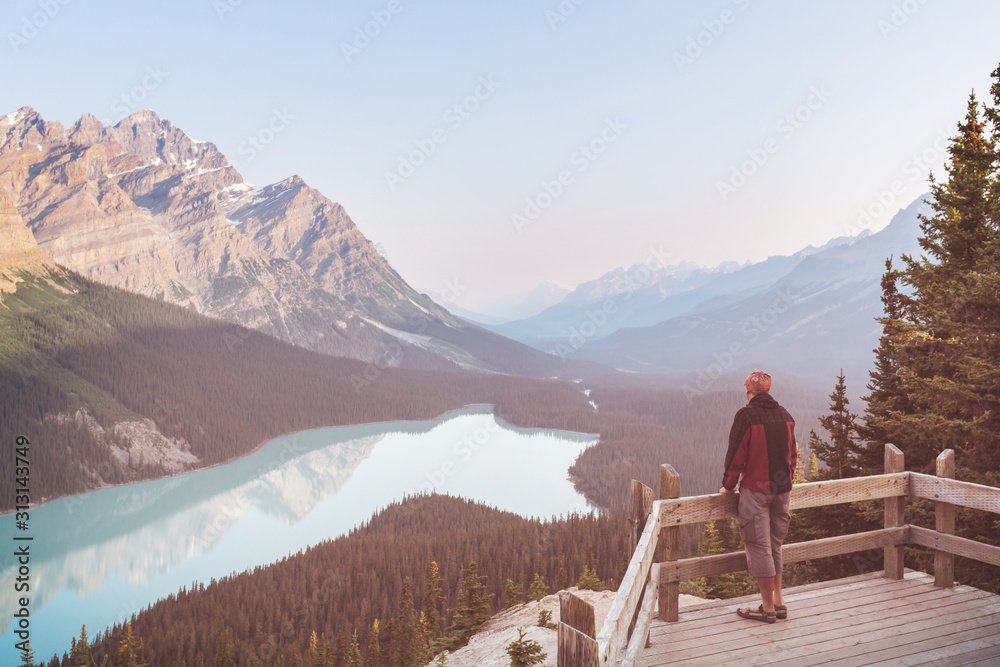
[0,406,596,663]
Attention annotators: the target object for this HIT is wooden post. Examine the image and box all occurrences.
[934,449,956,588]
[558,591,598,667]
[628,480,654,555]
[883,444,905,580]
[657,464,681,622]
[626,480,654,643]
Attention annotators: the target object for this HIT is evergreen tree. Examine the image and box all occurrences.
[808,371,861,479]
[444,562,494,650]
[554,560,567,591]
[136,638,147,667]
[502,579,524,609]
[528,574,548,602]
[332,632,347,667]
[892,89,1000,470]
[576,548,603,591]
[792,443,807,484]
[414,612,432,667]
[318,634,333,667]
[504,629,546,667]
[421,562,444,639]
[393,579,418,667]
[117,623,146,667]
[18,641,36,667]
[536,610,555,629]
[698,520,751,598]
[857,259,911,473]
[347,631,362,667]
[70,625,90,666]
[364,620,381,667]
[806,450,819,481]
[215,629,236,667]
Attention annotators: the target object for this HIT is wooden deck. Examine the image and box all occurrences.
[639,571,1000,666]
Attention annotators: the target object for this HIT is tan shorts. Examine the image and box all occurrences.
[738,488,791,578]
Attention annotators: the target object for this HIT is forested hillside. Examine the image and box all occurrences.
[56,495,628,667]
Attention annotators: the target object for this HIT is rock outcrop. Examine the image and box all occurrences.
[434,587,706,667]
[0,188,60,292]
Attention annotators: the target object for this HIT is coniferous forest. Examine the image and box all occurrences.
[48,495,627,667]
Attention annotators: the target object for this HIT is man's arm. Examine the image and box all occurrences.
[788,423,798,483]
[721,410,749,491]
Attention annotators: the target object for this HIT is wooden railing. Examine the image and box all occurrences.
[556,446,1000,667]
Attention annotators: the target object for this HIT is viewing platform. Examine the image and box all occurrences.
[556,446,1000,666]
[643,570,1000,666]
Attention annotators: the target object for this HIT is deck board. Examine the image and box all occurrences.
[637,572,1000,666]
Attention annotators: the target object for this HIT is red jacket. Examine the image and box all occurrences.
[722,392,797,494]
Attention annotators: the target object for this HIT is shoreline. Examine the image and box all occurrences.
[4,402,601,515]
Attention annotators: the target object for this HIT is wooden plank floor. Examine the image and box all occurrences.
[639,571,1000,666]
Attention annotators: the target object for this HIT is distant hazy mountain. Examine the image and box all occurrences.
[566,196,930,387]
[426,280,574,326]
[489,261,737,344]
[0,107,582,377]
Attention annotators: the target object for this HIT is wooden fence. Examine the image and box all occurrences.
[556,445,1000,667]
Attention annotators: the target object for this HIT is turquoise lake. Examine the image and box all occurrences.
[0,406,597,664]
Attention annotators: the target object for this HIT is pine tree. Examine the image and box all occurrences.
[117,623,146,667]
[554,560,567,591]
[504,629,546,667]
[18,641,36,667]
[528,574,548,602]
[698,520,750,598]
[317,634,333,667]
[502,579,524,609]
[71,624,90,666]
[347,631,362,667]
[808,371,861,479]
[393,579,418,667]
[858,258,911,473]
[576,548,603,591]
[792,443,807,484]
[136,638,147,667]
[215,629,236,667]
[364,620,381,667]
[891,87,1000,470]
[421,562,445,639]
[332,632,347,667]
[414,612,432,667]
[806,450,819,481]
[444,562,494,650]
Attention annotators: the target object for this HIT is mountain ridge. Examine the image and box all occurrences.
[568,195,930,386]
[0,106,579,377]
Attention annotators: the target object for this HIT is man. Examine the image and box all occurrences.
[719,371,797,623]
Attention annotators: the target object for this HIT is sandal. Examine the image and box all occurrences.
[736,605,776,623]
[775,604,787,619]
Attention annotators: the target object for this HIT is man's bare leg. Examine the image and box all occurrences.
[756,575,776,612]
[773,572,783,608]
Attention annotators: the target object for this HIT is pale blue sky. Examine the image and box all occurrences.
[4,0,999,311]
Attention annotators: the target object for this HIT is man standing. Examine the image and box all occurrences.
[719,371,797,623]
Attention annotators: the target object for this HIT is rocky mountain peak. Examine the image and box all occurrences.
[104,110,222,171]
[1,106,65,154]
[69,113,108,146]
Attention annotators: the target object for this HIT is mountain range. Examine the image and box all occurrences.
[490,195,930,390]
[0,107,582,378]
